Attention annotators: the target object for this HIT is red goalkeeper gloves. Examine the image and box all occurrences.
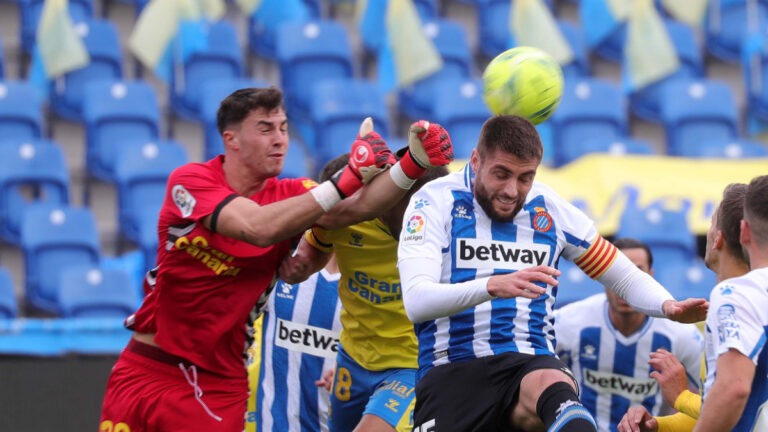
[399,120,455,179]
[330,117,395,198]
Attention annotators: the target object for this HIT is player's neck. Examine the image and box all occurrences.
[223,158,268,197]
[746,244,768,271]
[716,252,751,283]
[608,309,647,337]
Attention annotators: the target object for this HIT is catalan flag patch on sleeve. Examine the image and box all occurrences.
[573,235,618,279]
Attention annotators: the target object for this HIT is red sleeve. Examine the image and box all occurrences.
[164,163,237,223]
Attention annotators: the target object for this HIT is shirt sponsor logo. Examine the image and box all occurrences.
[174,235,241,276]
[402,213,426,243]
[275,318,339,359]
[583,369,658,402]
[346,271,401,304]
[172,184,196,218]
[717,303,741,343]
[456,238,550,270]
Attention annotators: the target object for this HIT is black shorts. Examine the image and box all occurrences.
[412,352,575,432]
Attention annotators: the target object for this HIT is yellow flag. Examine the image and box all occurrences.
[129,0,185,70]
[512,0,574,65]
[387,0,443,87]
[625,0,680,89]
[606,0,632,20]
[661,0,708,27]
[356,0,368,24]
[236,0,262,15]
[37,0,90,78]
[195,0,226,20]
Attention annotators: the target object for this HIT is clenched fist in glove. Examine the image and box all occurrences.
[329,117,395,198]
[398,120,455,180]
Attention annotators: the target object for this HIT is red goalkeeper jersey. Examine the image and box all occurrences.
[129,156,316,379]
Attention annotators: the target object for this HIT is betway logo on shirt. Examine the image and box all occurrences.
[275,319,339,359]
[456,238,550,270]
[583,369,658,402]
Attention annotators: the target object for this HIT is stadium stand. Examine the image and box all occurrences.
[429,77,489,159]
[112,139,188,269]
[58,264,139,318]
[627,19,705,122]
[170,19,245,120]
[21,204,101,315]
[18,0,93,56]
[548,78,628,167]
[560,135,655,165]
[0,267,17,319]
[275,19,355,123]
[309,77,390,168]
[659,78,740,156]
[398,19,473,122]
[0,139,70,246]
[82,79,161,185]
[50,18,123,121]
[0,80,44,142]
[705,0,768,63]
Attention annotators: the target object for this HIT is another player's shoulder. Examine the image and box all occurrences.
[170,158,220,182]
[712,270,768,302]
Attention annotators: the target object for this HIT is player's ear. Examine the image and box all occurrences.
[222,129,239,151]
[740,219,751,247]
[713,229,725,251]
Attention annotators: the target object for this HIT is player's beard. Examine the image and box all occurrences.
[474,181,523,223]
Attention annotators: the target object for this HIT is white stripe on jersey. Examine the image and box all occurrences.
[400,165,598,376]
[703,267,768,432]
[555,294,703,432]
[258,270,341,432]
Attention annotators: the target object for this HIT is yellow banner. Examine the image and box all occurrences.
[451,154,768,235]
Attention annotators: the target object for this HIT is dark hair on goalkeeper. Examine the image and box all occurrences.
[216,87,285,135]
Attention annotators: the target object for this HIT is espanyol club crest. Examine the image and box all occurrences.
[533,207,553,233]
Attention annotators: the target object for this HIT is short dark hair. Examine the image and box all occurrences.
[476,115,543,162]
[745,175,768,246]
[318,154,349,183]
[216,87,284,135]
[612,237,653,269]
[717,183,748,258]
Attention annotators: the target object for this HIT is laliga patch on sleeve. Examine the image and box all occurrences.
[402,212,426,243]
[172,184,196,218]
[302,179,318,190]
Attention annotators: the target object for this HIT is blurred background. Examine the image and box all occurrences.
[0,0,766,429]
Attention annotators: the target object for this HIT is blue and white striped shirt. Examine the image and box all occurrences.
[398,165,599,378]
[256,269,342,432]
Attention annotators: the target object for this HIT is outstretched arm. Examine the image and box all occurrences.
[278,234,332,284]
[693,350,755,432]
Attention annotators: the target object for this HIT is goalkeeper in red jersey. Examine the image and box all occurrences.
[98,87,454,432]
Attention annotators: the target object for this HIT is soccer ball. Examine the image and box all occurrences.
[482,46,564,125]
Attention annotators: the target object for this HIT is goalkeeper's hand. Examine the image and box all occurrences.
[399,120,455,179]
[330,117,395,198]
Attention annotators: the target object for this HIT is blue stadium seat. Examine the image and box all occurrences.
[19,0,93,55]
[677,138,768,158]
[199,77,271,160]
[279,139,312,179]
[82,80,161,183]
[0,35,4,80]
[171,19,244,120]
[628,20,705,122]
[58,265,139,318]
[21,204,101,315]
[553,259,605,309]
[0,139,70,245]
[309,78,390,167]
[705,0,768,63]
[113,140,188,269]
[429,78,490,159]
[654,255,717,300]
[558,20,591,80]
[476,0,555,58]
[559,136,655,166]
[248,0,316,60]
[0,268,18,319]
[0,80,44,142]
[50,19,123,121]
[276,20,354,122]
[659,79,740,156]
[743,32,768,131]
[549,78,628,167]
[399,19,473,122]
[616,202,700,297]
